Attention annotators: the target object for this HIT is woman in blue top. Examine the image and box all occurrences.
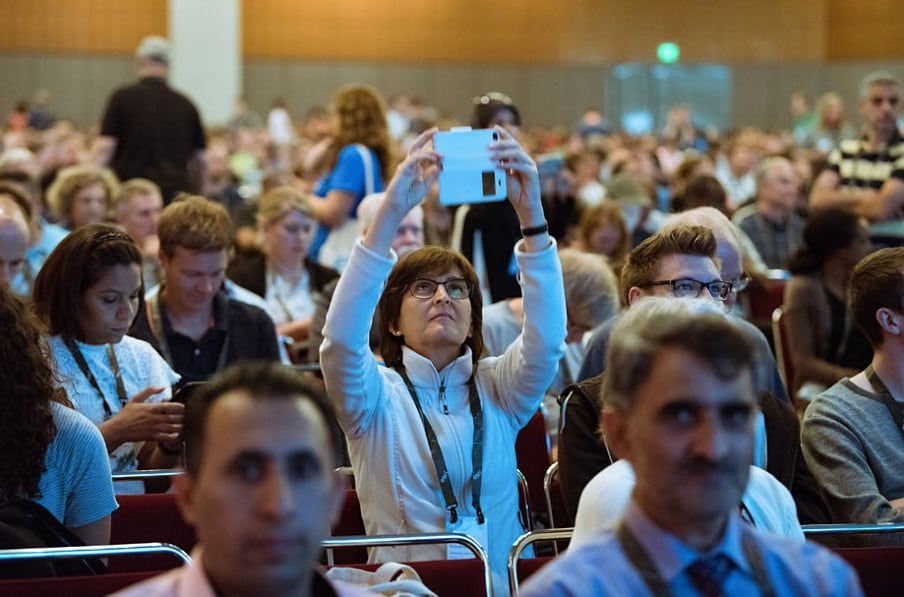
[310,84,392,271]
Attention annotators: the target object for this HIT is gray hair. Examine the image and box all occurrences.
[861,71,900,99]
[753,156,793,192]
[602,297,755,411]
[559,249,619,330]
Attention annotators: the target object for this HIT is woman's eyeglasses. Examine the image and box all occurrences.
[409,278,473,300]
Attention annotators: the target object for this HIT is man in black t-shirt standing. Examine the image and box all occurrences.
[92,36,206,204]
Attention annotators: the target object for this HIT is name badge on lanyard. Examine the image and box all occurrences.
[447,516,489,560]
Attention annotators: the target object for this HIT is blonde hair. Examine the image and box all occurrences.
[46,165,119,224]
[256,186,313,229]
[110,178,162,220]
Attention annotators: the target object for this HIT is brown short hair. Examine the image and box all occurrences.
[46,165,119,225]
[111,178,162,220]
[619,225,718,306]
[32,224,143,340]
[157,194,232,257]
[849,247,904,348]
[378,246,484,369]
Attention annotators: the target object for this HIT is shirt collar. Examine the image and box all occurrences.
[157,288,230,336]
[622,499,750,582]
[400,345,473,389]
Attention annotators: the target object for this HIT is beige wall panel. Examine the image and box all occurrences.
[827,0,904,60]
[243,0,827,64]
[0,0,166,54]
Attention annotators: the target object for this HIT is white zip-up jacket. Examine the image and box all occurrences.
[321,238,566,596]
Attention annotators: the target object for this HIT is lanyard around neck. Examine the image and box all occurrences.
[865,365,904,439]
[147,293,229,373]
[617,518,776,597]
[63,336,128,419]
[397,367,484,525]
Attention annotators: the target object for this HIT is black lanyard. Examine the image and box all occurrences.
[397,367,484,525]
[63,336,128,419]
[617,519,776,597]
[865,365,904,439]
[147,293,229,372]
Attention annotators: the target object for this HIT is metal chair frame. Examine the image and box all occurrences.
[507,527,574,596]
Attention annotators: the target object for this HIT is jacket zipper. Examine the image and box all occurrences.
[439,378,449,414]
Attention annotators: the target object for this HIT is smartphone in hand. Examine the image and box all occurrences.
[434,127,507,206]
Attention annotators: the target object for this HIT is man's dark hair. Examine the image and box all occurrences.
[183,361,341,474]
[619,225,718,306]
[849,247,904,348]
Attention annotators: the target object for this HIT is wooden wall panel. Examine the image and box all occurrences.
[826,0,904,60]
[0,0,166,54]
[243,0,827,64]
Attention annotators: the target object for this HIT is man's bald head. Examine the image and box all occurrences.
[0,195,31,287]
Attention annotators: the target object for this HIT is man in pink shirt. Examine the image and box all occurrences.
[113,361,367,597]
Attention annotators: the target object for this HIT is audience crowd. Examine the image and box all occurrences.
[2,35,902,595]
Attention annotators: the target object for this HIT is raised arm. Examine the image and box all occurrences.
[320,129,441,436]
[482,127,567,422]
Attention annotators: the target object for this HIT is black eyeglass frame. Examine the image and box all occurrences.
[408,278,474,300]
[637,278,733,301]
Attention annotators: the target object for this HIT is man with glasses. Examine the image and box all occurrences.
[557,222,820,525]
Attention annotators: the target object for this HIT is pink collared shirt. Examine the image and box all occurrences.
[109,548,371,597]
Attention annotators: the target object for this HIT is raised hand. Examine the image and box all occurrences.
[365,127,441,256]
[489,126,544,226]
[382,127,442,216]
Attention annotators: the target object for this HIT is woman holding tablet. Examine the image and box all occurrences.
[321,127,566,595]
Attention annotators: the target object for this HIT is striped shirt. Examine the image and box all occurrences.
[827,131,904,191]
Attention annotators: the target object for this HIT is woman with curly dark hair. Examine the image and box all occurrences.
[0,284,116,544]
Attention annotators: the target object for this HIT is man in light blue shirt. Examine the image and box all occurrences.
[522,299,863,597]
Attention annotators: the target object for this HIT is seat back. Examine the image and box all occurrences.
[803,522,904,597]
[0,542,190,595]
[833,546,904,597]
[328,559,487,597]
[771,307,794,393]
[324,532,492,597]
[329,488,367,564]
[110,493,196,572]
[0,570,159,597]
[515,410,551,523]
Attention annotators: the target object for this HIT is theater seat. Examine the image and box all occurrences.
[516,410,551,525]
[327,559,488,597]
[109,494,196,572]
[833,546,904,597]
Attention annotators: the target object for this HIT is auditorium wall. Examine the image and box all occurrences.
[0,0,901,131]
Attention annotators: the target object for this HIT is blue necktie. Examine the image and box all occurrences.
[686,554,733,597]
